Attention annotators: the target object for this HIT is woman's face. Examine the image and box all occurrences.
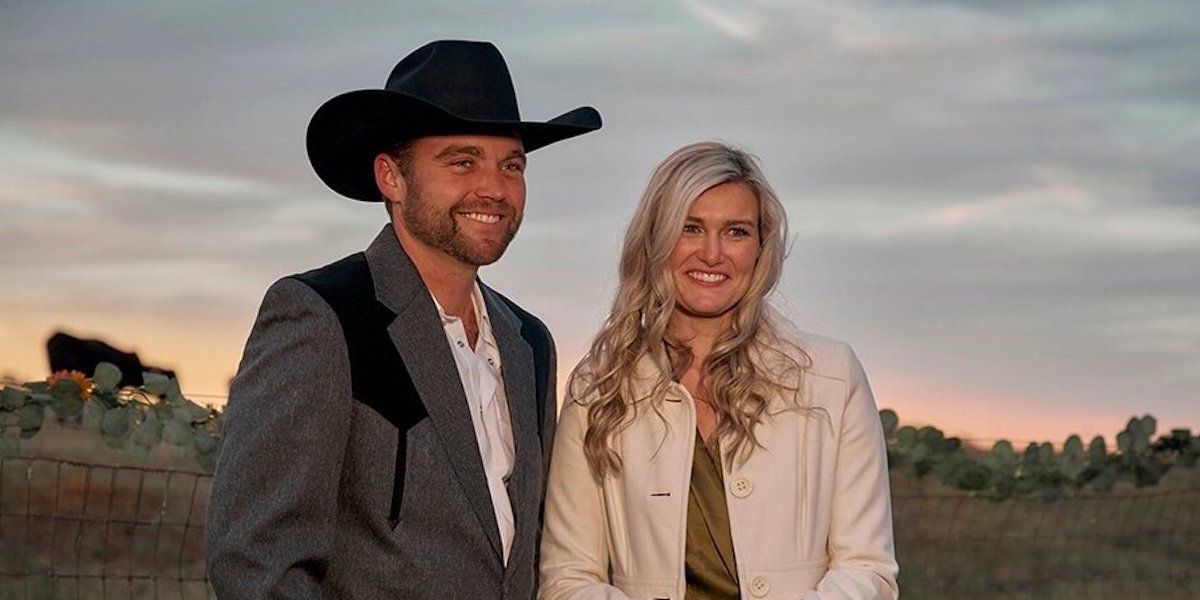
[668,182,761,326]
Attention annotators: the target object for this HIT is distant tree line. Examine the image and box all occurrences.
[882,409,1200,499]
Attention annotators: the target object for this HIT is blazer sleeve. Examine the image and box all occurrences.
[538,391,633,600]
[807,345,900,600]
[206,277,353,599]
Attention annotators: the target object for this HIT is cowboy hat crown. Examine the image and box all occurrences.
[307,40,602,202]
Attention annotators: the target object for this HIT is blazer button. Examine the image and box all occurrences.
[749,575,771,597]
[730,476,753,498]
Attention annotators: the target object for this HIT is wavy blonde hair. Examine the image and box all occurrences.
[570,141,810,478]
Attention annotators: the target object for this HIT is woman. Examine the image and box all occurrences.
[539,142,898,600]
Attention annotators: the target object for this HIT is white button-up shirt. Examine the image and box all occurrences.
[432,284,516,563]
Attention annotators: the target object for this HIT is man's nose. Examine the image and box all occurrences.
[473,166,508,201]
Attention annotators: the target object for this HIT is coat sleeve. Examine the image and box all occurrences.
[538,391,633,600]
[205,277,353,599]
[806,345,900,600]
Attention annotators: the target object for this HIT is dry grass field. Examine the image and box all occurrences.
[891,467,1200,599]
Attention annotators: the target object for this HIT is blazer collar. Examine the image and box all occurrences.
[362,224,542,567]
[363,224,422,315]
[364,224,505,559]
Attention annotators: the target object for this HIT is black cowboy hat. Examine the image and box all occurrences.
[307,39,602,202]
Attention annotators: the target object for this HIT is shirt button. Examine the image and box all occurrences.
[730,476,753,498]
[749,575,770,597]
[457,341,465,348]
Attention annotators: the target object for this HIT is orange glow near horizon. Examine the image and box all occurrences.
[871,374,1138,447]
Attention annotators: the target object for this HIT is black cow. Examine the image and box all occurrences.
[46,332,175,388]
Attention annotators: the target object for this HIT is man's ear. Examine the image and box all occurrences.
[374,154,407,204]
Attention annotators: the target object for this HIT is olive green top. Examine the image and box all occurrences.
[685,431,741,599]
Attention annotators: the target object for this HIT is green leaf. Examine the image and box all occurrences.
[1062,435,1083,457]
[194,431,220,472]
[1138,415,1157,438]
[143,373,171,396]
[1087,436,1107,465]
[193,430,219,454]
[50,377,82,401]
[123,434,151,459]
[93,362,122,392]
[879,409,898,437]
[18,404,44,432]
[131,410,162,448]
[51,394,84,419]
[1,387,27,410]
[82,401,105,432]
[0,432,19,459]
[1116,430,1132,454]
[162,418,191,446]
[101,406,131,439]
[164,379,184,403]
[173,400,210,424]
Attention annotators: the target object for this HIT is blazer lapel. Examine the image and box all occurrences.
[481,285,540,579]
[364,225,503,560]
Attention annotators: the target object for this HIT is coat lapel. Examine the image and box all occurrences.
[480,285,540,578]
[364,225,503,560]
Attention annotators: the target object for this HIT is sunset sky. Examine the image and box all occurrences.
[2,0,1196,445]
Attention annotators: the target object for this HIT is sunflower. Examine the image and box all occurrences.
[48,370,94,400]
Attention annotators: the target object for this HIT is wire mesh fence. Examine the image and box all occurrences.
[1,455,1197,599]
[0,457,212,600]
[893,486,1200,599]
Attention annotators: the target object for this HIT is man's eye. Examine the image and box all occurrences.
[453,159,474,168]
[503,162,525,172]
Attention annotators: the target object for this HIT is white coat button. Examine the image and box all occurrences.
[730,476,753,498]
[749,575,770,597]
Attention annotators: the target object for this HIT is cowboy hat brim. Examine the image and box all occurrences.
[307,89,602,202]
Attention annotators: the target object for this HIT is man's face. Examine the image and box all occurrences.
[393,134,527,266]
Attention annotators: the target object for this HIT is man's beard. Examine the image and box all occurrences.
[400,176,522,266]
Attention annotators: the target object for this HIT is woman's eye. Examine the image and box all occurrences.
[728,227,751,237]
[682,224,702,234]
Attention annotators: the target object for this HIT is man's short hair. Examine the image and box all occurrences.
[381,139,417,212]
[383,139,417,178]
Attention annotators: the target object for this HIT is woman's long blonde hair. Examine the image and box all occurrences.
[570,141,809,478]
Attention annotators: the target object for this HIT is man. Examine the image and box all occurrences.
[206,40,600,598]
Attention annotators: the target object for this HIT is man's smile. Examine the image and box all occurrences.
[458,212,504,225]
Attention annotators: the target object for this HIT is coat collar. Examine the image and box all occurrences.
[362,224,540,571]
[627,334,803,416]
[364,225,503,558]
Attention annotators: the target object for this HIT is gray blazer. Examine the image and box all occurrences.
[206,226,558,599]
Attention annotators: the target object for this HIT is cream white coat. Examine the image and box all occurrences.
[539,330,898,600]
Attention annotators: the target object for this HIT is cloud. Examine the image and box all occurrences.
[679,0,763,43]
[1,0,1196,437]
[0,128,279,200]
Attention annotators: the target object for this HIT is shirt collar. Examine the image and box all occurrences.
[431,282,491,327]
[431,283,501,362]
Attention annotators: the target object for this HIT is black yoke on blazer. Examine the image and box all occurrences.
[292,252,551,528]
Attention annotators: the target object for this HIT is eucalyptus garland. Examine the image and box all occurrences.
[0,363,221,471]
